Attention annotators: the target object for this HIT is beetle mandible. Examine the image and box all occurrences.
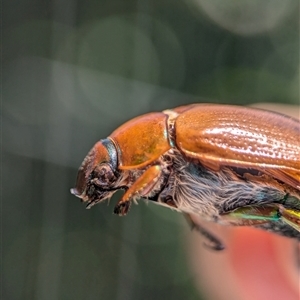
[71,104,300,250]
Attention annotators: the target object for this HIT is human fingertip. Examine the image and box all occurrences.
[228,228,299,300]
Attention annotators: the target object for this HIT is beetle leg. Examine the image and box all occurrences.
[185,214,225,251]
[222,205,300,233]
[278,205,300,232]
[114,165,162,216]
[220,206,281,226]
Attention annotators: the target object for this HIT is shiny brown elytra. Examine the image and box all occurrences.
[71,104,300,250]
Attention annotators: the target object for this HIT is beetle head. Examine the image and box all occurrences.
[71,139,120,208]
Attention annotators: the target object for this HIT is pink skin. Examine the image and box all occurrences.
[188,225,299,300]
[187,104,300,300]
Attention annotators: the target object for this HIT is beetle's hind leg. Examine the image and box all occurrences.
[220,204,300,233]
[185,214,225,251]
[278,205,300,232]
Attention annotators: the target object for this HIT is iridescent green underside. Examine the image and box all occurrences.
[223,204,300,233]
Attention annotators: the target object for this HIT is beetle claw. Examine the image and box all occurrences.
[114,201,131,216]
[185,214,225,251]
[195,225,225,251]
[202,240,225,251]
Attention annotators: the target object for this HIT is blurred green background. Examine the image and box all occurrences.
[3,0,299,299]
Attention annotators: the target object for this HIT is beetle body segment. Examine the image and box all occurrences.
[71,104,300,243]
[111,112,170,169]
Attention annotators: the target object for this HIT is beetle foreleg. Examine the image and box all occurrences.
[114,165,162,216]
[185,214,225,251]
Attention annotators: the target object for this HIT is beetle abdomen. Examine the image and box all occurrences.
[162,151,300,240]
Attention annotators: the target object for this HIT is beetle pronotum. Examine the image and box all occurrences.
[71,104,300,249]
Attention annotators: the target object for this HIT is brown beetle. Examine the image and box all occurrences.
[71,104,300,249]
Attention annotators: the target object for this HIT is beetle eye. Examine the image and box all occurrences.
[92,164,116,187]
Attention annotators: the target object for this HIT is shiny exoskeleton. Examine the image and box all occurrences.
[71,104,300,249]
